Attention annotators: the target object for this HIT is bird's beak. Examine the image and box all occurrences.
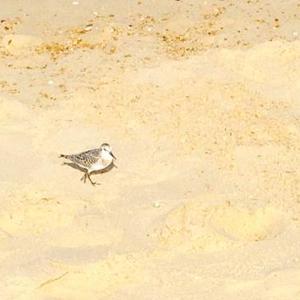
[110,152,116,160]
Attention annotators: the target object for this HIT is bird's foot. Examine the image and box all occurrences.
[87,174,100,186]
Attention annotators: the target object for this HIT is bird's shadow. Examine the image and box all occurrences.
[62,162,116,175]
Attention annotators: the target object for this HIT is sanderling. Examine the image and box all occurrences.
[60,143,116,185]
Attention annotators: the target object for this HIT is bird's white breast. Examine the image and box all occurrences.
[90,159,112,172]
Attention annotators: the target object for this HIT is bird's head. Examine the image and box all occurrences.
[100,143,116,160]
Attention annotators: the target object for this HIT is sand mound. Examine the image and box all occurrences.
[33,253,146,300]
[0,96,30,124]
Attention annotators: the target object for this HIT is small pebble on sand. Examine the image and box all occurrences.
[152,201,161,208]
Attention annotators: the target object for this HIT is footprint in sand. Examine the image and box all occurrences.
[153,195,286,252]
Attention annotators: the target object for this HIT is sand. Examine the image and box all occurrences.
[0,0,299,299]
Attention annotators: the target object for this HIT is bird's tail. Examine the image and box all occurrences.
[59,154,68,159]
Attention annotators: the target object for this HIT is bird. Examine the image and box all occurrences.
[59,143,116,185]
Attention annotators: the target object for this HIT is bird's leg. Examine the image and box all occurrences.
[80,172,87,183]
[87,173,98,186]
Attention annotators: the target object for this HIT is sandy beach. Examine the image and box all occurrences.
[0,0,300,299]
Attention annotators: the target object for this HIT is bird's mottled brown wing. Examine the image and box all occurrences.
[67,150,99,168]
[81,148,100,157]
